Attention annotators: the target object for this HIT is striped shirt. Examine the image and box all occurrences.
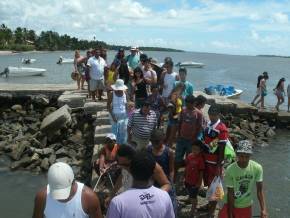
[128,109,157,139]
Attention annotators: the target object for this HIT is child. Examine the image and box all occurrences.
[166,86,183,147]
[184,140,205,217]
[105,62,117,90]
[147,84,166,127]
[287,84,290,112]
[127,101,135,118]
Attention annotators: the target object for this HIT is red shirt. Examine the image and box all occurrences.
[179,108,203,140]
[185,153,205,186]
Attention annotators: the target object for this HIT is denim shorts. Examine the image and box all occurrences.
[175,137,192,162]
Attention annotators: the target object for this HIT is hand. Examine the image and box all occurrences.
[260,210,268,218]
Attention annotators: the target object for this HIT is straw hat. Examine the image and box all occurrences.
[111,79,127,91]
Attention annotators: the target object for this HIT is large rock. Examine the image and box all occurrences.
[58,92,86,108]
[9,140,30,160]
[265,128,276,137]
[234,100,257,115]
[84,102,103,115]
[40,105,72,134]
[40,158,50,170]
[10,155,35,170]
[94,125,111,143]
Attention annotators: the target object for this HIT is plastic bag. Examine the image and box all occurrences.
[206,176,224,201]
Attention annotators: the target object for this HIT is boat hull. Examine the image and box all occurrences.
[7,67,46,77]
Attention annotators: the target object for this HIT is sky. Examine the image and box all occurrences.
[1,0,290,56]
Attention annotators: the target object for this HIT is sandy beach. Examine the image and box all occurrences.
[0,50,15,55]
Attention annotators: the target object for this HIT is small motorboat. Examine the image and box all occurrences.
[57,56,74,64]
[21,58,36,64]
[204,85,243,99]
[0,66,46,77]
[176,61,205,68]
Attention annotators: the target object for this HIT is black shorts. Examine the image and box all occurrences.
[185,183,199,199]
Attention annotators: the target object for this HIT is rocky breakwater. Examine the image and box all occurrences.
[0,99,97,184]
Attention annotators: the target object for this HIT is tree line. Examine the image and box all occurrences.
[0,24,182,52]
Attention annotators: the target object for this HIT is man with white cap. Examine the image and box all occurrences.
[32,162,103,218]
[107,79,129,144]
[126,46,140,70]
[219,140,267,218]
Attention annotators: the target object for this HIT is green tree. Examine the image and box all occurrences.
[14,27,24,44]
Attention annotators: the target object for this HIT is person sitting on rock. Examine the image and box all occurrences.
[94,133,119,175]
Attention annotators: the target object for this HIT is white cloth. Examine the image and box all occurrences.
[162,72,178,98]
[143,69,157,81]
[112,91,127,114]
[107,186,175,218]
[44,182,88,218]
[87,56,107,80]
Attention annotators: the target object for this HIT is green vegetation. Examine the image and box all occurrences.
[0,24,183,52]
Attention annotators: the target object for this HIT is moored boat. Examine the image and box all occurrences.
[204,85,243,99]
[0,66,46,77]
[57,56,74,64]
[21,58,36,64]
[176,61,205,68]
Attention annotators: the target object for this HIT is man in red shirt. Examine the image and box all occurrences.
[174,95,204,182]
[201,105,229,217]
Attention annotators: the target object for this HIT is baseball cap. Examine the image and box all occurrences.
[47,162,74,200]
[236,140,253,154]
[106,133,116,141]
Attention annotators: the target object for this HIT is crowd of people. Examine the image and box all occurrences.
[33,47,269,218]
[251,71,290,112]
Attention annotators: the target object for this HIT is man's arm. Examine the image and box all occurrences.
[82,186,103,218]
[257,182,267,218]
[32,188,46,218]
[227,187,235,218]
[153,163,171,192]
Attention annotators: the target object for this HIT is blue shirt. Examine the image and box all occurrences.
[126,54,140,70]
[174,80,194,98]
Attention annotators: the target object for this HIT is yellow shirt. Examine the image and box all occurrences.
[107,70,115,85]
[176,98,182,114]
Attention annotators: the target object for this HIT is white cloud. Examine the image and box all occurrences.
[251,30,259,40]
[272,12,288,24]
[167,9,178,18]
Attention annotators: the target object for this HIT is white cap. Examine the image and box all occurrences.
[47,162,74,200]
[106,133,116,141]
[111,79,128,91]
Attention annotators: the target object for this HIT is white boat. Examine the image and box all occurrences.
[176,61,205,68]
[21,58,36,64]
[204,85,243,99]
[57,56,74,64]
[227,89,243,99]
[1,66,46,77]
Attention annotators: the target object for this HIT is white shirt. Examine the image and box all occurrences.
[44,182,88,218]
[162,72,178,98]
[107,186,175,218]
[87,56,107,80]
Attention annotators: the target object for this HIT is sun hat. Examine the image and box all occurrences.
[111,79,128,91]
[236,140,253,154]
[106,133,116,141]
[48,162,74,200]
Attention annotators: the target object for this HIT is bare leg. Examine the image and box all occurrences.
[91,91,96,101]
[288,97,290,112]
[208,201,217,217]
[190,198,198,217]
[81,77,85,89]
[260,96,265,108]
[77,78,81,90]
[251,94,260,105]
[98,89,103,100]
